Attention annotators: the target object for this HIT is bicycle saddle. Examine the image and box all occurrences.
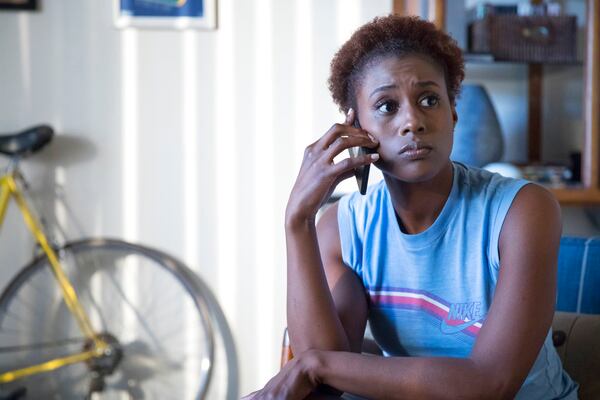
[0,125,54,157]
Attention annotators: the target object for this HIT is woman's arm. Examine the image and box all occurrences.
[295,183,562,399]
[286,201,368,354]
[247,196,368,400]
[285,110,377,355]
[317,203,369,353]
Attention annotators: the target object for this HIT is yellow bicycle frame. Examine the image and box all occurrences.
[0,171,106,384]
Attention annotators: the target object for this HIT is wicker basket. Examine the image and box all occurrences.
[469,15,577,63]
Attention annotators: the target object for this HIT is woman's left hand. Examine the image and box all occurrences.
[241,350,323,400]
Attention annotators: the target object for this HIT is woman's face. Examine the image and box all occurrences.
[354,54,457,183]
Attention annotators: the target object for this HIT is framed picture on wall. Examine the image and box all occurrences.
[0,0,37,10]
[114,0,216,30]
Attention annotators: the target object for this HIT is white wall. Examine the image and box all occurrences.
[0,0,392,396]
[1,0,598,397]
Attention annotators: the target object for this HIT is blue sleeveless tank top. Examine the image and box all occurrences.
[337,162,578,399]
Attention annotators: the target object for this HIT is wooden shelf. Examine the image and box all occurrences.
[550,188,600,205]
[394,0,600,205]
[463,52,583,65]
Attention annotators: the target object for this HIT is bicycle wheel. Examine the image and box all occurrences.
[0,238,215,399]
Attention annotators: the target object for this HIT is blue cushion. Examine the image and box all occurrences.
[556,236,600,314]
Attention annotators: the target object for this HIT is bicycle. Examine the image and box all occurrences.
[0,125,237,399]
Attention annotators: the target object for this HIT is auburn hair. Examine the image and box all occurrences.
[328,15,465,112]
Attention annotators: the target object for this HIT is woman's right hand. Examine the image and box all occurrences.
[285,109,379,226]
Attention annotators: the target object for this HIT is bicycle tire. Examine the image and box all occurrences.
[0,238,216,399]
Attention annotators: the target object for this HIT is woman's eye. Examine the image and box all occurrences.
[376,101,398,114]
[419,95,440,107]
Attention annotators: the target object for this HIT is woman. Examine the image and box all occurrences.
[249,15,578,399]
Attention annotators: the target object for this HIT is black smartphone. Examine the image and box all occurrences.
[347,118,374,195]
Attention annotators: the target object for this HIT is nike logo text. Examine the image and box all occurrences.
[440,301,485,335]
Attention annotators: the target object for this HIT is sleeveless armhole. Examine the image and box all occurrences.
[337,194,363,276]
[489,179,531,270]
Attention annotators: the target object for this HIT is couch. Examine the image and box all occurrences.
[552,236,600,399]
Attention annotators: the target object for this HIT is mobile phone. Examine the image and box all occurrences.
[347,118,374,195]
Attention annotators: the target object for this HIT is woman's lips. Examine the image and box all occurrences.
[399,143,433,160]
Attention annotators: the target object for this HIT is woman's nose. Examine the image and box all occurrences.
[400,106,425,136]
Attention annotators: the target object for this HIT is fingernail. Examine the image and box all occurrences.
[370,153,380,160]
[368,133,378,142]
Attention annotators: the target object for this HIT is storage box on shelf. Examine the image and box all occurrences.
[469,15,577,63]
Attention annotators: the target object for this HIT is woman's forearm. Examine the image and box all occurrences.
[285,216,350,353]
[281,112,377,356]
[313,351,517,400]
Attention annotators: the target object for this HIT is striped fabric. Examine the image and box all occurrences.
[556,236,600,314]
[368,288,483,338]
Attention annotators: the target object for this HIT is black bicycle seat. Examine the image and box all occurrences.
[0,125,54,157]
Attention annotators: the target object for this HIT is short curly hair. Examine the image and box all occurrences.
[328,15,465,113]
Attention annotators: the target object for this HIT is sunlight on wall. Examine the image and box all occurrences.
[54,167,67,238]
[120,31,142,385]
[18,15,31,102]
[183,31,200,270]
[215,0,238,334]
[254,0,277,383]
[293,0,313,166]
[336,0,361,44]
[182,30,201,398]
[121,29,139,241]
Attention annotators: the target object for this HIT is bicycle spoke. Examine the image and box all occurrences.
[104,271,168,352]
[7,294,51,328]
[0,327,24,335]
[94,270,127,335]
[81,289,108,331]
[29,274,61,304]
[0,337,86,353]
[2,307,36,331]
[154,321,187,345]
[136,295,184,332]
